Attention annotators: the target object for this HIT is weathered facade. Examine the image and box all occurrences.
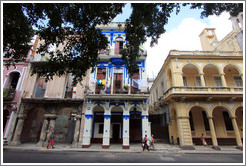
[9,37,90,147]
[148,13,243,150]
[82,23,150,149]
[3,42,33,144]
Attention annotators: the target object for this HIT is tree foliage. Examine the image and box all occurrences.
[3,3,243,85]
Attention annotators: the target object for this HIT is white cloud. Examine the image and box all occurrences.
[145,12,232,78]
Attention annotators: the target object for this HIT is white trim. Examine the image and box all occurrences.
[3,76,8,88]
[19,67,27,91]
[16,69,24,91]
[4,70,22,89]
[4,111,14,138]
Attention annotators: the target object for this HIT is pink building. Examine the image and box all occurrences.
[2,39,36,144]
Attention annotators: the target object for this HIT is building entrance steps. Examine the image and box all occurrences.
[3,143,243,155]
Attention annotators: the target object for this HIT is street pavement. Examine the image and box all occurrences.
[3,142,243,155]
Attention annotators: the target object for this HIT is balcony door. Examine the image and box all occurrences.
[96,68,106,94]
[131,70,139,94]
[113,73,122,94]
[115,37,123,54]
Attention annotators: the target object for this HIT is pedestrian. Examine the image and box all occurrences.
[149,134,155,150]
[47,131,55,149]
[201,133,207,146]
[170,136,174,145]
[141,134,149,151]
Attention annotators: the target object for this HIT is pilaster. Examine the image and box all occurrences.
[10,114,26,146]
[45,114,57,144]
[37,117,49,147]
[141,114,149,138]
[71,115,82,148]
[102,114,111,149]
[176,116,194,150]
[82,102,93,148]
[122,114,130,149]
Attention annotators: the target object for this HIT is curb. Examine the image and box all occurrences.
[3,147,243,155]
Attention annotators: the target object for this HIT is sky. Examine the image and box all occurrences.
[113,3,233,78]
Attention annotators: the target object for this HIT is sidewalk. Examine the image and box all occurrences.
[3,143,243,155]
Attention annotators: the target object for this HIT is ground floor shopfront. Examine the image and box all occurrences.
[8,98,84,147]
[82,94,150,149]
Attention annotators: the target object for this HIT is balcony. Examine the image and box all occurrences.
[95,86,146,95]
[3,88,16,101]
[163,86,243,102]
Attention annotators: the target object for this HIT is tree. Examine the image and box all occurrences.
[3,3,243,85]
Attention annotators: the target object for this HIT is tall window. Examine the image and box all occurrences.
[34,77,47,97]
[214,76,222,87]
[96,68,106,94]
[222,111,233,131]
[130,69,139,94]
[115,37,123,54]
[195,76,202,87]
[65,73,73,98]
[234,76,243,87]
[183,76,188,86]
[202,111,210,131]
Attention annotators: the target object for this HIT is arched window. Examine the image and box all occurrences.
[5,72,20,89]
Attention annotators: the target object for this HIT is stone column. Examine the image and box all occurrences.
[220,73,227,87]
[200,73,206,87]
[82,114,93,148]
[82,104,93,148]
[102,113,111,149]
[141,114,149,138]
[122,114,130,149]
[45,115,57,144]
[231,117,243,150]
[240,74,243,82]
[78,103,87,145]
[6,110,18,143]
[176,116,194,150]
[10,114,26,145]
[71,115,81,148]
[3,115,11,138]
[37,117,49,147]
[208,117,220,150]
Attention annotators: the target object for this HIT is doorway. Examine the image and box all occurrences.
[113,73,122,94]
[130,111,142,142]
[112,124,120,142]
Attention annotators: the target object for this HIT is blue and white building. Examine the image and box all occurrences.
[82,23,150,149]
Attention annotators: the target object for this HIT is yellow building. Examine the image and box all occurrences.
[149,13,243,150]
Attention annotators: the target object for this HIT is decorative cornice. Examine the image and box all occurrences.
[123,115,130,120]
[85,114,93,119]
[104,114,111,119]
